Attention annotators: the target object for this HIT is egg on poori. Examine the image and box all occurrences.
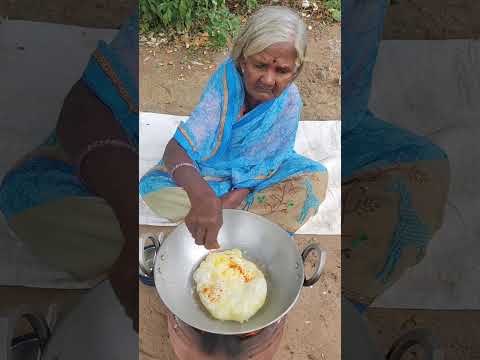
[193,248,267,323]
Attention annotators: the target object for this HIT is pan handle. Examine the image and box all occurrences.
[386,328,441,360]
[139,232,164,278]
[301,243,327,287]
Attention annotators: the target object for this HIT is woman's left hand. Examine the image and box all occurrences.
[221,188,251,209]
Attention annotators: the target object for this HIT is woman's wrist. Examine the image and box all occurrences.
[172,165,217,205]
[189,184,218,208]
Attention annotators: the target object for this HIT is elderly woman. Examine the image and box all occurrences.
[140,6,328,249]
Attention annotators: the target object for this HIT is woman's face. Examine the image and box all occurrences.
[240,42,298,106]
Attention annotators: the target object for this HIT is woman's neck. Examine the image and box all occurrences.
[245,94,260,112]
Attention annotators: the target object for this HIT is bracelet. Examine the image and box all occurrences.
[75,139,138,182]
[170,162,199,179]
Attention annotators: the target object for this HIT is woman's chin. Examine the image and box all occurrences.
[251,92,275,103]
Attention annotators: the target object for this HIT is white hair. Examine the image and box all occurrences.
[231,6,307,73]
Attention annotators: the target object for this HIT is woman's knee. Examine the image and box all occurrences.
[247,172,328,233]
[308,171,328,203]
[141,187,191,222]
[8,196,124,280]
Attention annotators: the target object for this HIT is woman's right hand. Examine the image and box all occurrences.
[185,191,223,249]
[162,139,223,249]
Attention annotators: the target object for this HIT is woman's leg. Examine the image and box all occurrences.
[141,152,329,234]
[141,186,191,223]
[5,196,124,281]
[342,157,450,307]
[0,141,124,281]
[141,170,328,235]
[245,171,328,234]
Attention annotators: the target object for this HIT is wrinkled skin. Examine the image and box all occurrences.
[239,41,298,108]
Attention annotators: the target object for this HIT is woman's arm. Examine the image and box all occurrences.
[57,80,138,210]
[163,139,222,249]
[163,139,212,199]
[56,79,138,330]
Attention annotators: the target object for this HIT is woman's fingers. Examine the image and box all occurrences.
[185,215,209,246]
[195,227,207,246]
[185,218,201,245]
[186,196,223,249]
[204,222,221,250]
[205,200,223,249]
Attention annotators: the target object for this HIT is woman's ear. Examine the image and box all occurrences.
[290,63,303,82]
[238,56,246,74]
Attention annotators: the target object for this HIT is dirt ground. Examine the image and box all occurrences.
[383,0,480,40]
[366,308,480,359]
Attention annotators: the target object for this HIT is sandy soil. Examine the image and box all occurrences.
[383,0,480,39]
[1,0,134,29]
[366,308,480,359]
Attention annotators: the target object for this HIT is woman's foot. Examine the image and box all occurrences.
[221,189,250,209]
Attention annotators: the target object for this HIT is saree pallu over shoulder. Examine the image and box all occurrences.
[173,59,238,164]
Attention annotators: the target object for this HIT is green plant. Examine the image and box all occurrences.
[324,0,341,22]
[140,0,194,33]
[246,0,258,11]
[139,0,251,48]
[201,6,241,48]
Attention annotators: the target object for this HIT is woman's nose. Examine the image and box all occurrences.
[260,70,275,87]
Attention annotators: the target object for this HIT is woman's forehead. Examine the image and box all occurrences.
[248,42,297,65]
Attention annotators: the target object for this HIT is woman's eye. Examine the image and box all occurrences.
[255,63,267,69]
[278,68,289,74]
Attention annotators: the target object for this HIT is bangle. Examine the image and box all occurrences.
[170,162,199,179]
[75,139,138,184]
